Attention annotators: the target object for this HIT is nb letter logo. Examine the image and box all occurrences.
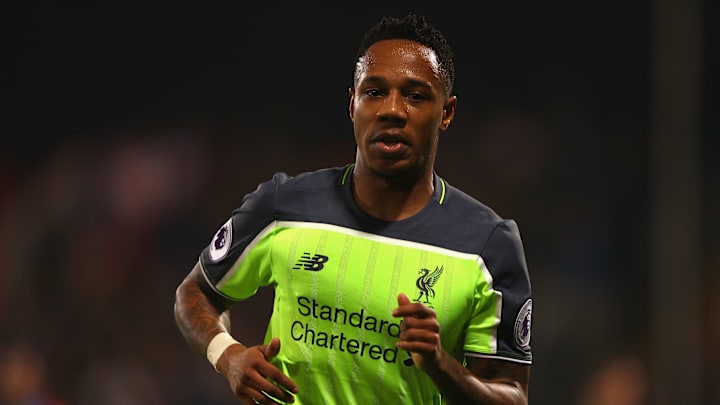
[293,253,329,271]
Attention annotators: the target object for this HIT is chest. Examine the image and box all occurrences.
[266,226,484,326]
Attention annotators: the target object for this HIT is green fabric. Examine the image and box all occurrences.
[218,221,499,404]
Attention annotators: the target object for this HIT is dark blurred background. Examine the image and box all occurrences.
[2,2,717,404]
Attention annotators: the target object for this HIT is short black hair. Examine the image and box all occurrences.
[354,13,455,96]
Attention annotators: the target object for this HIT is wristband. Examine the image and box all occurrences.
[206,332,240,372]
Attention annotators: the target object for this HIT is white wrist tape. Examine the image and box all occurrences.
[206,332,240,372]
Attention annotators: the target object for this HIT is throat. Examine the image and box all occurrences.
[352,173,434,221]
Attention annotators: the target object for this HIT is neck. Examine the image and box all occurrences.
[351,164,435,221]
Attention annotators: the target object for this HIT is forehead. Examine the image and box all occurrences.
[356,39,442,86]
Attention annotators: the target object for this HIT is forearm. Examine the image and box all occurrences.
[425,353,528,405]
[173,271,232,356]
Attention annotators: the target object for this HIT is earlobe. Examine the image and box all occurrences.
[439,113,452,131]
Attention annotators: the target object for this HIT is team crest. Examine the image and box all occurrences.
[414,266,444,306]
[209,218,232,262]
[514,298,532,351]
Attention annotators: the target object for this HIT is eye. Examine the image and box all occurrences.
[407,92,426,101]
[365,88,383,97]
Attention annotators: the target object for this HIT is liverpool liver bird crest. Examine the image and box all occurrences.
[415,266,444,304]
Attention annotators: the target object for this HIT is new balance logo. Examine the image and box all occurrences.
[293,253,329,271]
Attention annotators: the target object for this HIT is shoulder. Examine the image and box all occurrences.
[243,165,350,201]
[444,182,530,288]
[440,179,506,227]
[232,165,353,222]
[434,177,526,258]
[270,165,352,190]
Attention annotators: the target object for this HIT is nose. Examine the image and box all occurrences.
[376,90,407,122]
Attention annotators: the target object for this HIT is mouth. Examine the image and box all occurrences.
[372,133,409,154]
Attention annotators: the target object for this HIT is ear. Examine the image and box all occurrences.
[440,95,457,131]
[348,86,356,120]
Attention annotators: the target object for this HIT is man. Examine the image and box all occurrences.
[174,13,532,404]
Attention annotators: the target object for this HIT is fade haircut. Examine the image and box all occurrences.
[354,13,455,96]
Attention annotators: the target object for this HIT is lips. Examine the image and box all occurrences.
[372,132,409,154]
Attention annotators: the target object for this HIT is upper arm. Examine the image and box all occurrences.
[466,356,531,396]
[184,260,234,312]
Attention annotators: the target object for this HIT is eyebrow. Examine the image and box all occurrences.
[360,75,434,90]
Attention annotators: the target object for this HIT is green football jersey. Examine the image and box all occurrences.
[200,165,532,404]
